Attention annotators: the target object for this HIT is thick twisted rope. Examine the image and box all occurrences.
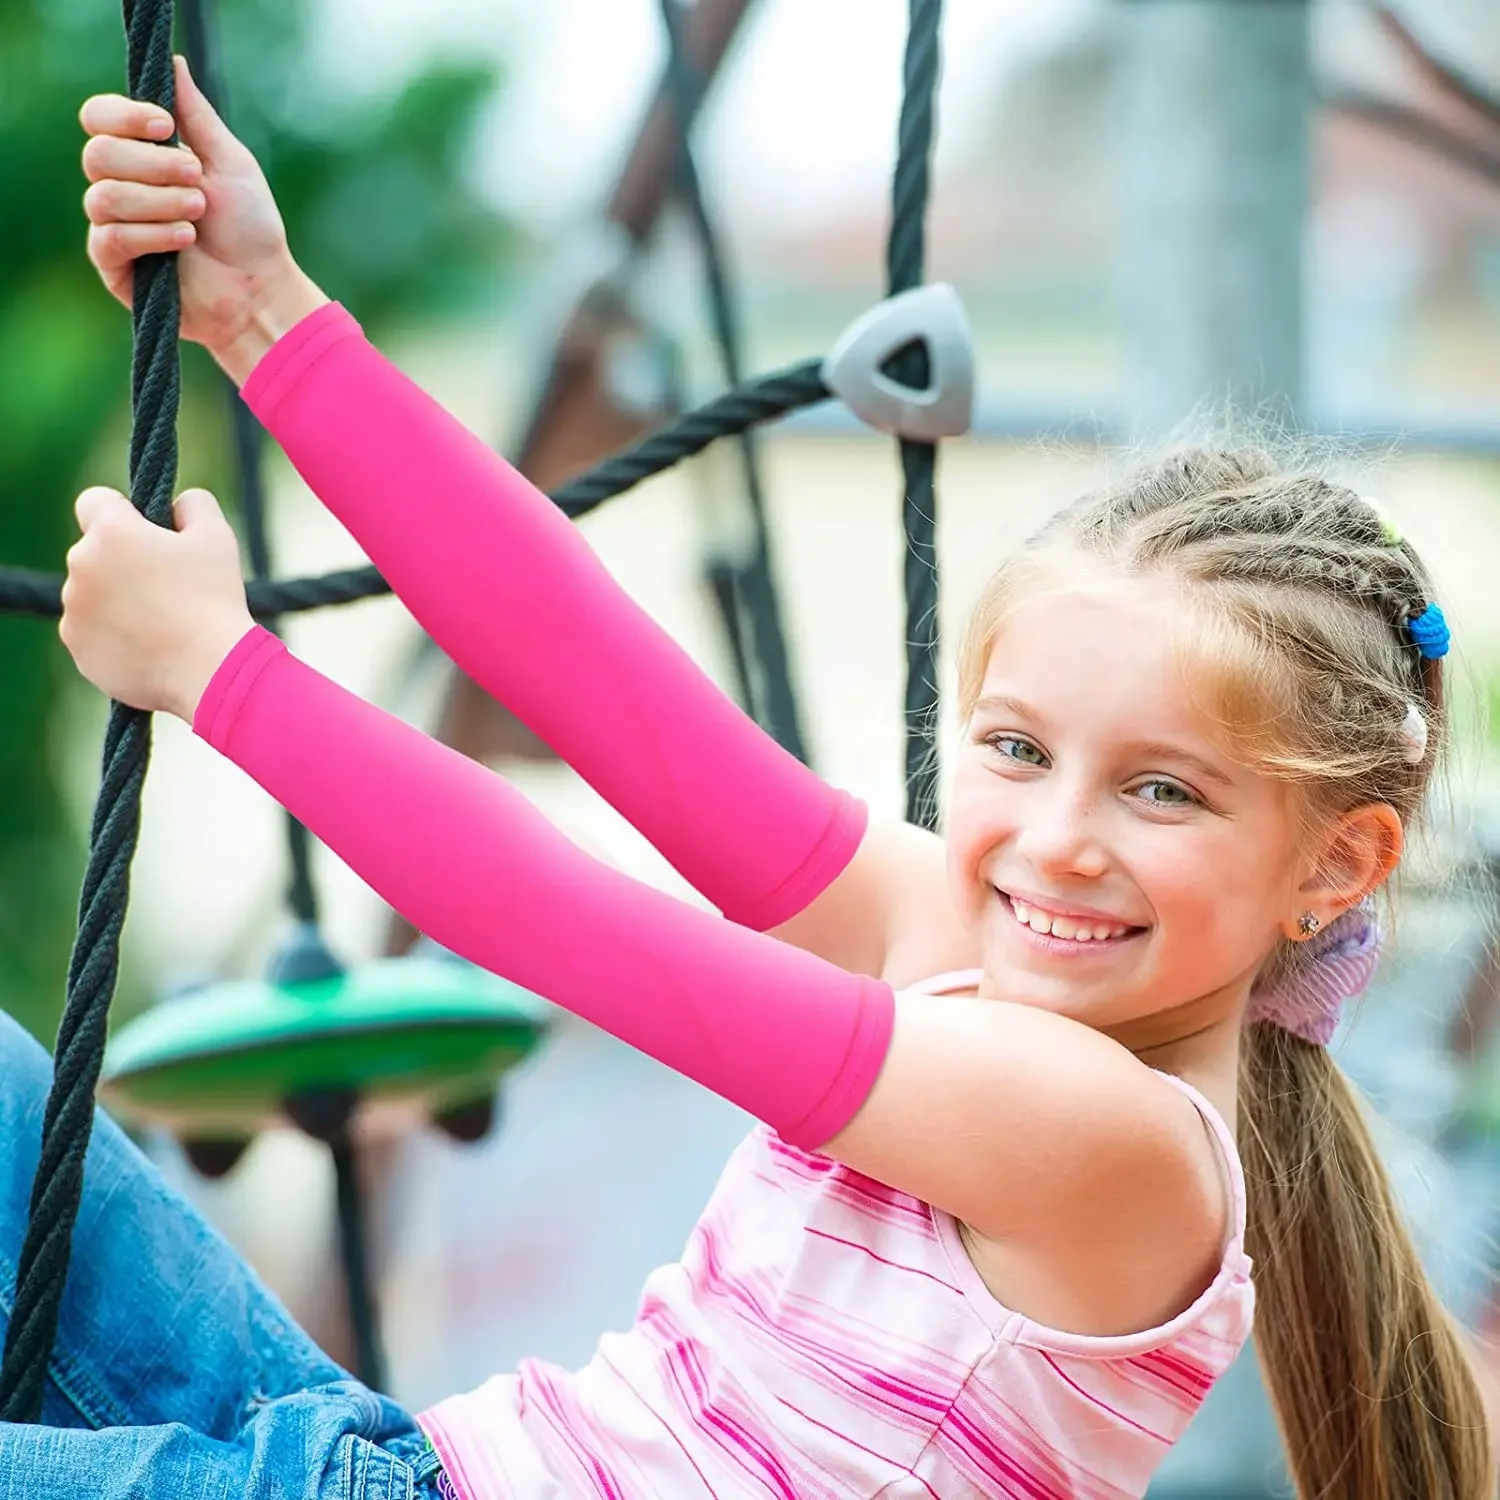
[890,0,944,831]
[0,359,831,622]
[181,0,320,930]
[0,0,180,1423]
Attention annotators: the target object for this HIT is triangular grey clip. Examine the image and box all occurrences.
[822,284,975,441]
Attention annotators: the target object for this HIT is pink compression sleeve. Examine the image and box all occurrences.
[240,304,866,930]
[194,627,895,1150]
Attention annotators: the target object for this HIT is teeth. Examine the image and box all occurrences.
[1006,895,1126,943]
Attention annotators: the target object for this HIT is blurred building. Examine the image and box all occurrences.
[727,1,1500,423]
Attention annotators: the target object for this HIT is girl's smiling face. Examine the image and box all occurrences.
[946,565,1308,1036]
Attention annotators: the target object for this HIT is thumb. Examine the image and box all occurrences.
[74,485,134,532]
[172,486,229,534]
[171,55,240,166]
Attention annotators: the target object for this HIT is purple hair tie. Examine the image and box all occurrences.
[1245,902,1382,1046]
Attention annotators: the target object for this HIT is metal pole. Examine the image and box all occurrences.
[330,1136,388,1391]
[1119,0,1313,439]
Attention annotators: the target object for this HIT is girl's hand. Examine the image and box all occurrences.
[60,487,255,721]
[80,54,328,383]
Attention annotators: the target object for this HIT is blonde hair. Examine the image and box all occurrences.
[956,446,1494,1498]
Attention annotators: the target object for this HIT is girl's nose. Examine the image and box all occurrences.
[1012,780,1109,881]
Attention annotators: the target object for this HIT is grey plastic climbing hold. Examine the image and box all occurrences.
[822,284,975,442]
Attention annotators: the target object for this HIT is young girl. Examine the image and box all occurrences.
[20,55,1492,1500]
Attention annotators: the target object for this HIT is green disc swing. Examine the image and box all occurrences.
[101,937,548,1153]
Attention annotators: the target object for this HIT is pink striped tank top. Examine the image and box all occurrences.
[419,971,1256,1498]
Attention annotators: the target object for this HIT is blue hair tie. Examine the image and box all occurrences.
[1406,601,1450,660]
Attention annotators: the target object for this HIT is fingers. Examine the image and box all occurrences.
[78,94,199,266]
[79,93,175,144]
[82,134,201,188]
[80,97,202,294]
[76,486,229,532]
[87,220,196,275]
[84,177,205,228]
[79,60,241,176]
[171,487,227,533]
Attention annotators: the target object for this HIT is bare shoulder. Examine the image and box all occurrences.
[768,815,976,981]
[825,997,1231,1338]
[963,1072,1231,1337]
[874,820,982,985]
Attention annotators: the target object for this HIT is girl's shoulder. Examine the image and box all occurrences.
[724,1062,1251,1368]
[866,819,983,984]
[957,1065,1252,1347]
[734,986,1251,1354]
[769,816,977,983]
[825,968,1251,1351]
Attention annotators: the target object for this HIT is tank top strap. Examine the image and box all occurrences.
[1152,1070,1249,1263]
[908,968,985,997]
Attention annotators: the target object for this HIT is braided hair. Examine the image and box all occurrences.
[955,447,1444,837]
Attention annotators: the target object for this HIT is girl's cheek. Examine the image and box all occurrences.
[1156,868,1274,974]
[944,788,1000,914]
[945,834,988,917]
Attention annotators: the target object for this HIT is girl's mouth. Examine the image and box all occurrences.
[995,889,1145,949]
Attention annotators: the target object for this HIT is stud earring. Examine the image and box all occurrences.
[1297,912,1321,938]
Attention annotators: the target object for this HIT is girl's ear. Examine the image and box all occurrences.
[1295,803,1403,925]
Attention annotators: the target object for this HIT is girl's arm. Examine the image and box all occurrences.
[196,627,1224,1318]
[239,303,921,976]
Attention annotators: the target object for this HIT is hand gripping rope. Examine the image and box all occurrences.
[0,0,971,1419]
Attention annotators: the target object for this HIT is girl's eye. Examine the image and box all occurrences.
[987,735,1048,767]
[1132,778,1198,808]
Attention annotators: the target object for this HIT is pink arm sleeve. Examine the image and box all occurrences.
[194,627,894,1150]
[240,304,866,931]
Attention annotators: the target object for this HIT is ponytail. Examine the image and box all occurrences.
[1239,1021,1494,1497]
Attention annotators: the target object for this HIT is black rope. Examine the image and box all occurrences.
[553,359,829,513]
[659,0,809,766]
[1325,87,1500,192]
[889,0,943,831]
[330,1137,387,1391]
[0,570,67,618]
[0,0,180,1423]
[0,358,831,622]
[185,0,387,1392]
[179,0,319,929]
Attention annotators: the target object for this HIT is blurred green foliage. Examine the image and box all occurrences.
[0,0,516,1043]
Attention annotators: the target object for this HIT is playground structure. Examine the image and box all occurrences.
[0,0,974,1420]
[0,1,1497,1491]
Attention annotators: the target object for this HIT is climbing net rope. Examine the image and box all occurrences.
[0,0,948,1421]
[657,0,809,766]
